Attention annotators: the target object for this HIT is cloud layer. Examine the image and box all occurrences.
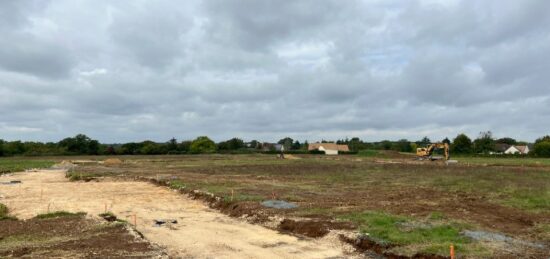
[1,0,549,143]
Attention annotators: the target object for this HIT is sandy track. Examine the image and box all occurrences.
[0,170,359,258]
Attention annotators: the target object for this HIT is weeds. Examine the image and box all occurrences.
[35,211,86,219]
[339,211,480,256]
[0,203,18,221]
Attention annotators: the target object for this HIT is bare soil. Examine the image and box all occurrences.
[0,170,361,258]
[0,215,161,258]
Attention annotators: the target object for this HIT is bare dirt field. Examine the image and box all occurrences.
[1,154,549,258]
[69,154,550,258]
[1,170,359,258]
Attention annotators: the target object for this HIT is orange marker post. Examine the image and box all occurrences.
[450,244,455,259]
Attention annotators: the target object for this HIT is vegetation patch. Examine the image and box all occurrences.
[339,211,485,256]
[35,211,86,219]
[0,159,55,174]
[0,203,17,221]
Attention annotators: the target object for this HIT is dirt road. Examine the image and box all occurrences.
[0,170,359,258]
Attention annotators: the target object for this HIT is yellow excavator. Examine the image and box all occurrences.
[416,143,450,161]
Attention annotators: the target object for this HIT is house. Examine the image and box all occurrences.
[504,145,530,155]
[308,143,349,155]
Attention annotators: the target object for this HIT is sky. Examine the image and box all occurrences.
[1,0,549,143]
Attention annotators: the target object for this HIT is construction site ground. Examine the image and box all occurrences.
[1,153,549,258]
[0,170,358,258]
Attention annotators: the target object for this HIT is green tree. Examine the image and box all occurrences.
[533,141,550,157]
[278,137,293,151]
[190,136,217,153]
[218,138,245,150]
[0,139,5,156]
[473,131,495,154]
[451,133,472,154]
[535,135,550,144]
[58,134,99,155]
[495,137,517,145]
[442,137,451,144]
[417,136,431,147]
[393,139,412,152]
[167,138,178,152]
[179,140,192,153]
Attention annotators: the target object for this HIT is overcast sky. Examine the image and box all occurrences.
[1,0,549,143]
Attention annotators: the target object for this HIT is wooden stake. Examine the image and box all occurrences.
[451,245,456,259]
[231,189,234,202]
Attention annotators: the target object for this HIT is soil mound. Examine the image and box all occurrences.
[104,158,123,165]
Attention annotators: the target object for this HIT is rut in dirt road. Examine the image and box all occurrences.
[0,170,362,259]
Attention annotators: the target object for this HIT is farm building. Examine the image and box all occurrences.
[308,143,349,155]
[504,145,530,155]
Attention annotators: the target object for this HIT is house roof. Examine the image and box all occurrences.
[516,145,528,153]
[308,143,349,152]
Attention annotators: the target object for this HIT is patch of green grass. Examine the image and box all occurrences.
[0,203,17,221]
[429,212,446,220]
[339,211,478,256]
[35,211,86,219]
[0,159,55,174]
[504,190,550,211]
[168,179,186,189]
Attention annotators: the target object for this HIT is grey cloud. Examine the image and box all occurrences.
[1,0,549,143]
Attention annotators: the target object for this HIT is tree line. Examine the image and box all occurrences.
[1,132,550,157]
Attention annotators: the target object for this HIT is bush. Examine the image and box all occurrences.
[533,141,550,157]
[190,136,217,153]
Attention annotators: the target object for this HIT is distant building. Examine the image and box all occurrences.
[504,145,530,155]
[308,143,349,155]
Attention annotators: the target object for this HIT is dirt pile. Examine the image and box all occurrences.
[104,158,123,165]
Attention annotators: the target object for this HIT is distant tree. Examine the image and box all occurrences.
[167,138,178,152]
[249,140,260,149]
[140,141,162,154]
[121,142,140,155]
[218,138,245,150]
[533,141,550,157]
[178,140,192,153]
[473,131,495,154]
[303,140,309,151]
[417,136,431,147]
[58,134,99,155]
[535,135,550,144]
[348,137,363,152]
[291,140,301,150]
[0,139,4,156]
[495,137,517,145]
[451,133,472,154]
[393,139,412,152]
[278,137,293,150]
[190,136,217,153]
[105,145,116,155]
[442,137,451,144]
[378,140,392,150]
